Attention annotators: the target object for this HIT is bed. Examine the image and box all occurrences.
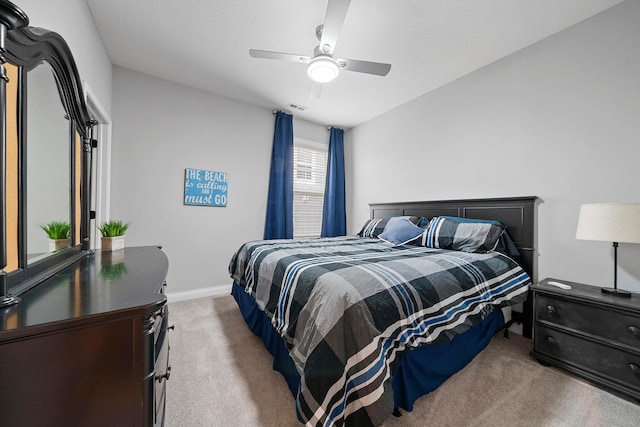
[229,196,537,427]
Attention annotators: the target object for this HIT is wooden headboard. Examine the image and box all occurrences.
[369,196,538,337]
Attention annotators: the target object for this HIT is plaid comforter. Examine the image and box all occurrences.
[229,236,530,427]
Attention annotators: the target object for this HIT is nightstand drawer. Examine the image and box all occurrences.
[537,294,640,349]
[535,324,640,392]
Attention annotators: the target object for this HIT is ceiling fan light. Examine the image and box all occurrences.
[306,56,339,83]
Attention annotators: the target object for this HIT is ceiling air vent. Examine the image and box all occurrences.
[287,103,308,112]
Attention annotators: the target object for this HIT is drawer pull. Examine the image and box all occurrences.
[628,363,640,377]
[168,324,175,331]
[156,365,172,382]
[545,336,556,345]
[546,305,556,315]
[628,326,640,337]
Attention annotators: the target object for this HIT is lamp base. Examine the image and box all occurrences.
[601,287,632,298]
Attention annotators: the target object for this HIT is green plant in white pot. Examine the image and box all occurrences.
[98,220,130,251]
[40,220,71,252]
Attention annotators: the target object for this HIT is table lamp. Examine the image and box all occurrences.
[576,203,640,297]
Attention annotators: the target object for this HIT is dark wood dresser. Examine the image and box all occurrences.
[530,278,640,401]
[0,246,171,427]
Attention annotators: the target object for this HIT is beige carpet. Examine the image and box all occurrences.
[166,296,640,426]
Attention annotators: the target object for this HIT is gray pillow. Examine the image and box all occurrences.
[421,216,505,253]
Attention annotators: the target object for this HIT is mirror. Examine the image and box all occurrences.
[26,62,71,263]
[1,2,94,302]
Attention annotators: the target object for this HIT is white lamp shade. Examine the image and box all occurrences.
[306,56,340,83]
[576,203,640,243]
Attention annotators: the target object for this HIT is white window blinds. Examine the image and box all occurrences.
[293,140,328,239]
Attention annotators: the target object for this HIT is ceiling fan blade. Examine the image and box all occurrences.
[319,0,351,55]
[249,49,311,64]
[309,82,323,99]
[338,58,391,76]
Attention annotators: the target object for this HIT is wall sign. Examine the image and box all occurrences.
[184,168,228,207]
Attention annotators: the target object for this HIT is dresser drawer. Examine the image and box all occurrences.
[154,331,170,426]
[535,324,640,392]
[154,306,168,351]
[537,294,640,349]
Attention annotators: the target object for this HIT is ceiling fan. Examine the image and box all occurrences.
[249,0,391,99]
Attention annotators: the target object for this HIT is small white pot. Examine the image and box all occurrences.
[49,238,70,252]
[102,236,125,251]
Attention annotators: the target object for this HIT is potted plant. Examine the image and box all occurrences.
[40,220,71,252]
[98,220,130,251]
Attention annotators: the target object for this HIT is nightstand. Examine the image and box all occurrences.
[530,278,640,401]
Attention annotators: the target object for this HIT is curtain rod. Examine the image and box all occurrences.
[272,110,338,131]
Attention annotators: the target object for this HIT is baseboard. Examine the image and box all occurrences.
[166,284,231,303]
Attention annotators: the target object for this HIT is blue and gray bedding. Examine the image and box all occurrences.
[229,236,529,426]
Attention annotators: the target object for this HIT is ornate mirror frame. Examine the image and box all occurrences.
[0,0,94,306]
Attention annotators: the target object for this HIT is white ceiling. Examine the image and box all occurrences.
[85,0,624,129]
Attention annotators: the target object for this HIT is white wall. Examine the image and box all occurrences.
[110,67,328,295]
[27,64,71,254]
[348,1,640,292]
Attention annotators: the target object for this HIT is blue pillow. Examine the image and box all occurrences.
[378,217,425,246]
[358,215,420,238]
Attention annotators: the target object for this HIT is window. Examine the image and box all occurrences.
[293,139,327,238]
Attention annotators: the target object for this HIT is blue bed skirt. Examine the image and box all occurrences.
[231,281,504,412]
